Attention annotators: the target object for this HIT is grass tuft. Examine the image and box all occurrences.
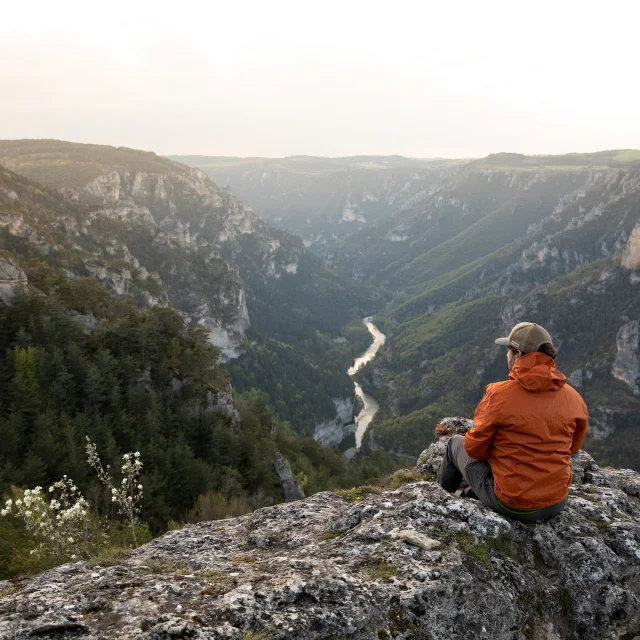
[375,468,427,489]
[318,531,342,542]
[335,486,382,502]
[90,546,133,567]
[362,559,398,581]
[455,531,489,565]
[0,585,16,598]
[198,568,236,584]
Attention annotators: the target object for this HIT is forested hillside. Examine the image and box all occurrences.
[341,153,640,470]
[0,276,394,578]
[0,141,383,440]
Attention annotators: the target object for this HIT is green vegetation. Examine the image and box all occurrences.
[362,558,398,580]
[455,531,489,564]
[90,546,133,567]
[0,277,396,579]
[335,485,383,502]
[318,531,342,542]
[0,140,181,189]
[475,150,640,171]
[455,530,521,565]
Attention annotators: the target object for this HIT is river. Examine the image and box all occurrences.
[346,319,386,454]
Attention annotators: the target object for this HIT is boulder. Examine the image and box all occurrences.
[0,417,639,639]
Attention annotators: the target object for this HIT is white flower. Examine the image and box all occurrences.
[137,485,143,490]
[71,554,77,560]
[112,496,117,502]
[67,537,74,543]
[15,499,22,506]
[134,452,140,457]
[49,486,55,492]
[1,509,8,516]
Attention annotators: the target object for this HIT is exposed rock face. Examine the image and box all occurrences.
[0,256,27,305]
[622,222,640,270]
[273,452,305,502]
[313,397,355,446]
[612,320,640,395]
[416,416,473,476]
[2,418,638,639]
[208,390,241,428]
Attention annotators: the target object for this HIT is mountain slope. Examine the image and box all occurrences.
[0,141,379,439]
[342,153,640,469]
[171,154,464,248]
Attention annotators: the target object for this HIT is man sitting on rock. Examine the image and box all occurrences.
[437,322,588,522]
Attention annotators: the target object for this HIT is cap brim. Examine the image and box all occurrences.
[494,337,509,346]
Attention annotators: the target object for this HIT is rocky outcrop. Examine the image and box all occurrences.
[0,256,27,305]
[208,390,241,428]
[612,319,640,395]
[622,221,640,270]
[2,418,638,639]
[273,452,305,502]
[416,416,473,476]
[313,397,355,446]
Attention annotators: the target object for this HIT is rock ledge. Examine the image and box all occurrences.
[0,419,639,640]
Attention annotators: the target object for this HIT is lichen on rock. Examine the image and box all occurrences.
[1,417,639,639]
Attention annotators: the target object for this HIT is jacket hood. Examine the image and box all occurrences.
[509,352,566,392]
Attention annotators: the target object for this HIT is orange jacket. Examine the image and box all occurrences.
[464,352,588,510]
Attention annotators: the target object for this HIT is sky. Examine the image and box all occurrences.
[2,0,640,158]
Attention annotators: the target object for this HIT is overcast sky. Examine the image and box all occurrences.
[2,0,639,158]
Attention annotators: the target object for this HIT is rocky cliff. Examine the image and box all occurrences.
[0,141,371,437]
[345,154,640,468]
[171,155,463,249]
[1,419,638,640]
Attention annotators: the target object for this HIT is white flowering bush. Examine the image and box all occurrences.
[1,441,145,563]
[86,438,144,547]
[1,477,98,561]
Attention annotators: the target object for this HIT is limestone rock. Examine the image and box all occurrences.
[273,452,305,503]
[313,397,356,447]
[397,530,442,551]
[0,256,27,305]
[1,468,638,639]
[208,390,241,428]
[612,320,640,395]
[622,221,640,270]
[416,416,473,475]
[4,417,636,639]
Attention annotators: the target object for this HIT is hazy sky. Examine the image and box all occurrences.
[3,0,640,158]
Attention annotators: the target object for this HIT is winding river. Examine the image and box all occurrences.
[347,319,386,451]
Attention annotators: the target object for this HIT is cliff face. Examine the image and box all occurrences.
[344,161,640,466]
[1,420,638,640]
[170,155,463,249]
[0,142,368,437]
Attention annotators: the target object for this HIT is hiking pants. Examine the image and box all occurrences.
[437,435,566,523]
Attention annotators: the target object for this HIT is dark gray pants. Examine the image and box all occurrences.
[436,435,566,523]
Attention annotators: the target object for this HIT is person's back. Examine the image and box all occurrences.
[466,351,588,511]
[437,321,588,522]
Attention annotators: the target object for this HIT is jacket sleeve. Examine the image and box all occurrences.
[464,385,499,461]
[570,400,589,454]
